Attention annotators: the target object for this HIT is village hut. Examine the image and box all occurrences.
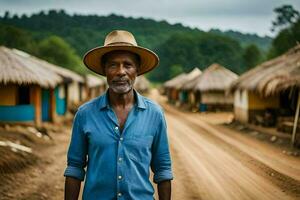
[177,68,202,105]
[85,74,107,100]
[230,44,300,144]
[26,53,85,110]
[0,46,62,126]
[11,49,85,117]
[134,75,150,94]
[163,68,202,105]
[163,73,187,103]
[180,68,202,108]
[193,63,238,112]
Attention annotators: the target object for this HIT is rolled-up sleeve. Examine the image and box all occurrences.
[151,111,173,184]
[64,110,88,181]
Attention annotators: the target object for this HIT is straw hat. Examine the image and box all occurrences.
[83,30,159,76]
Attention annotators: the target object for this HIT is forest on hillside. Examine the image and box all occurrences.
[0,5,299,82]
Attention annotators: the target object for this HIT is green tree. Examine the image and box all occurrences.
[271,5,300,32]
[36,35,86,74]
[3,11,11,19]
[242,44,262,70]
[269,5,300,58]
[149,33,243,82]
[170,64,184,78]
[0,24,36,53]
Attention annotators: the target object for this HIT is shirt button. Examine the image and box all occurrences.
[115,126,119,131]
[120,137,123,141]
[118,157,123,162]
[118,175,122,180]
[118,192,122,197]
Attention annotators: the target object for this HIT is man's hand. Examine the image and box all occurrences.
[65,177,81,200]
[158,180,171,200]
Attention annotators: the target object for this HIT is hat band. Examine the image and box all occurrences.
[106,42,136,46]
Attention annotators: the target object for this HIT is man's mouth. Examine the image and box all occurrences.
[112,80,128,84]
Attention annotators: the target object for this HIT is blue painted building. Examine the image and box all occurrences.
[0,46,62,125]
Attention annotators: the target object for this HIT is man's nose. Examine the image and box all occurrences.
[117,64,126,75]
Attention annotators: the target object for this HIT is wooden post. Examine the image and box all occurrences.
[49,88,56,123]
[31,85,42,127]
[292,90,300,147]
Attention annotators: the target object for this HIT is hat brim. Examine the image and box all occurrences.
[83,45,159,76]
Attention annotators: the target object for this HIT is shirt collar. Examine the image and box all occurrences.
[98,89,147,110]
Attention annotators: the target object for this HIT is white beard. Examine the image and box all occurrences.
[109,79,135,94]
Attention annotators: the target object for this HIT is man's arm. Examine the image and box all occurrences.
[158,180,171,200]
[65,177,81,200]
[64,110,87,199]
[151,110,173,199]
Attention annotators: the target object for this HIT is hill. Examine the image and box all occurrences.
[0,10,271,81]
[209,29,272,52]
[0,10,271,56]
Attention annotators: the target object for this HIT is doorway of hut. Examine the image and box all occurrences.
[277,88,300,134]
[18,86,30,105]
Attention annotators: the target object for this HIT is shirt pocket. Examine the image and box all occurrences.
[125,136,153,163]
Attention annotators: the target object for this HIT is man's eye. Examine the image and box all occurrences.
[109,63,117,68]
[125,63,134,68]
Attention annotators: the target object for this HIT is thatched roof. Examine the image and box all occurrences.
[194,63,238,92]
[174,68,202,89]
[134,75,150,92]
[86,74,106,88]
[230,44,300,97]
[0,46,62,88]
[181,72,202,90]
[12,49,84,84]
[164,67,202,89]
[163,73,187,88]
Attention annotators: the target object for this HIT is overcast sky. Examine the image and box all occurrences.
[0,0,299,37]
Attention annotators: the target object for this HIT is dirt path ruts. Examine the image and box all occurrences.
[163,102,300,197]
[147,89,300,199]
[166,109,298,199]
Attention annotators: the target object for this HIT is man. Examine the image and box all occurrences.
[64,30,173,200]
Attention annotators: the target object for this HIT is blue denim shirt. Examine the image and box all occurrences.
[64,90,173,199]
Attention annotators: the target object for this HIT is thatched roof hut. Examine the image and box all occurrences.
[194,63,238,92]
[230,44,300,97]
[163,73,187,89]
[134,75,150,93]
[181,72,202,90]
[0,46,62,88]
[164,67,202,89]
[176,68,202,90]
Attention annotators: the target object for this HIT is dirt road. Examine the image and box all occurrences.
[1,89,300,200]
[0,126,69,200]
[150,89,300,200]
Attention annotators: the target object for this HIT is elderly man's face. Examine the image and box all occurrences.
[104,51,139,94]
